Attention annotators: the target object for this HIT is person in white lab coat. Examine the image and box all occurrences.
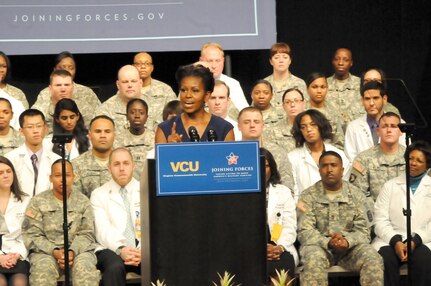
[91,148,141,286]
[287,109,349,202]
[261,148,298,279]
[0,156,30,286]
[373,140,431,286]
[5,109,61,197]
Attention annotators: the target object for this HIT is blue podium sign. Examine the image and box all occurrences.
[156,141,260,196]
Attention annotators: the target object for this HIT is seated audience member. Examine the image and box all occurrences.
[373,140,431,286]
[46,98,89,161]
[361,67,401,115]
[94,65,143,133]
[263,42,307,111]
[33,51,101,128]
[345,81,405,162]
[261,148,298,279]
[0,156,30,286]
[349,112,405,201]
[265,88,305,153]
[72,115,115,198]
[305,72,344,149]
[326,48,364,129]
[133,52,177,130]
[5,109,61,197]
[251,80,284,128]
[114,99,154,180]
[0,98,23,156]
[298,151,383,286]
[22,159,100,286]
[0,52,29,109]
[156,64,234,143]
[162,100,182,121]
[91,148,141,286]
[199,42,248,119]
[238,107,294,191]
[288,109,349,202]
[207,80,241,140]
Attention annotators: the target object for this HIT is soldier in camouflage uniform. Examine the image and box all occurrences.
[0,52,29,109]
[349,112,405,202]
[251,80,284,130]
[238,107,294,191]
[114,98,155,180]
[22,159,100,286]
[264,88,306,153]
[0,98,23,156]
[263,42,307,115]
[133,52,177,131]
[298,151,383,286]
[72,115,115,198]
[33,70,100,132]
[326,48,365,130]
[94,65,143,133]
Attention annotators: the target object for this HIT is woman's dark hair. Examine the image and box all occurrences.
[52,98,89,154]
[251,79,273,94]
[360,67,387,90]
[260,147,281,187]
[305,72,327,87]
[292,109,333,147]
[0,156,27,201]
[405,140,431,170]
[175,64,215,93]
[0,51,11,84]
[127,98,148,114]
[54,51,75,68]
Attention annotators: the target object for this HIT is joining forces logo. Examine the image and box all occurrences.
[226,152,239,165]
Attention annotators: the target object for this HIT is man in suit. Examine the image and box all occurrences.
[5,109,61,197]
[91,147,141,286]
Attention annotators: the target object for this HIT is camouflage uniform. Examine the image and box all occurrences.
[260,105,285,129]
[263,141,295,192]
[142,79,177,131]
[33,83,101,132]
[263,118,296,154]
[305,101,345,149]
[2,84,29,108]
[349,145,406,201]
[0,127,23,156]
[114,128,155,180]
[72,151,111,198]
[94,95,128,132]
[22,190,100,286]
[264,73,307,113]
[297,181,383,286]
[326,74,364,131]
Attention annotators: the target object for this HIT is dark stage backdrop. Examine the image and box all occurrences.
[5,0,431,139]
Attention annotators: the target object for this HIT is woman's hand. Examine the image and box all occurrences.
[267,243,282,261]
[167,122,183,143]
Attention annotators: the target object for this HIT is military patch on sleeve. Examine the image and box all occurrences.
[352,161,366,174]
[297,200,307,213]
[349,173,357,183]
[367,210,374,223]
[25,208,36,219]
[22,218,30,230]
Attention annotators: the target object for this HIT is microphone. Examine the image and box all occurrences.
[188,126,200,142]
[207,128,217,142]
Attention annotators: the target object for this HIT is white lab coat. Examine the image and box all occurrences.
[373,174,431,251]
[0,193,31,259]
[91,178,141,252]
[219,74,248,111]
[5,144,61,197]
[267,184,298,264]
[345,114,407,162]
[287,143,350,202]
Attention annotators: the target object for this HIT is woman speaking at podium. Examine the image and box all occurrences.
[155,64,234,143]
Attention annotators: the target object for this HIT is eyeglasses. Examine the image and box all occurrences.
[283,99,303,105]
[134,62,153,68]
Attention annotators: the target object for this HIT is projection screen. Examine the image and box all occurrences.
[0,0,276,55]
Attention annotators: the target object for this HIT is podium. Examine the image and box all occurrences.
[140,141,267,285]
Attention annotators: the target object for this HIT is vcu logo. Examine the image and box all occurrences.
[170,161,200,172]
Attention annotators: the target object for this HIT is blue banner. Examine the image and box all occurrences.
[156,141,261,196]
